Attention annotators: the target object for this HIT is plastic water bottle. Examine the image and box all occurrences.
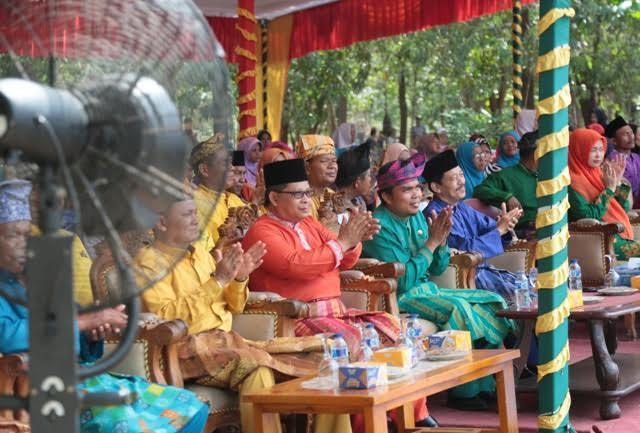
[569,259,583,292]
[331,334,350,366]
[357,324,375,362]
[514,271,531,309]
[528,267,538,306]
[318,334,339,388]
[405,314,423,363]
[364,324,380,351]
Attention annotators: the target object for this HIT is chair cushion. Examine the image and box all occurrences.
[341,290,371,311]
[232,313,277,341]
[568,231,606,283]
[487,250,527,274]
[103,339,149,379]
[431,266,459,289]
[185,384,239,413]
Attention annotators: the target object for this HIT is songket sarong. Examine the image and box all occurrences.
[294,297,400,358]
[177,329,320,389]
[78,373,208,433]
[398,282,513,346]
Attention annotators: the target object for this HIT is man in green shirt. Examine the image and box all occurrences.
[473,131,538,239]
[363,153,513,411]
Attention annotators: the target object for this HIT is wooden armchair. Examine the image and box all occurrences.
[90,233,311,433]
[568,219,623,287]
[431,251,483,289]
[568,219,635,339]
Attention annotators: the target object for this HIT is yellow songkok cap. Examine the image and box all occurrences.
[296,135,335,160]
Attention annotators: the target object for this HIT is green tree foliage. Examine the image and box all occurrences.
[283,0,640,147]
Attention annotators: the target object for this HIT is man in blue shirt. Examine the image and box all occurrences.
[424,150,523,300]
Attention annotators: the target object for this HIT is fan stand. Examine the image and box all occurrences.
[24,169,136,433]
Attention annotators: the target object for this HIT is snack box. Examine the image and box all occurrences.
[338,362,388,390]
[371,347,412,368]
[568,289,583,308]
[423,330,471,354]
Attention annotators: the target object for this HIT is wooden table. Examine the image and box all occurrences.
[497,292,640,420]
[243,349,520,433]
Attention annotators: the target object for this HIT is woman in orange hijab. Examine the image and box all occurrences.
[568,128,639,259]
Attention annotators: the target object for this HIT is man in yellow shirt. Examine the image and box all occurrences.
[190,134,246,245]
[296,135,337,220]
[135,197,285,433]
[136,196,352,433]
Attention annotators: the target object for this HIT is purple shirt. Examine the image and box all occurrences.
[609,150,640,209]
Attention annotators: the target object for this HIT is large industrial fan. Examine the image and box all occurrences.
[0,1,233,431]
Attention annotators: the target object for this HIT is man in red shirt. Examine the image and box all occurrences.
[243,159,399,355]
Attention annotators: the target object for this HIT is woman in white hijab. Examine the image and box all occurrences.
[515,109,538,137]
[332,122,357,154]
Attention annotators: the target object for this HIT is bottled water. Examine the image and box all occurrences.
[357,324,375,362]
[569,259,583,291]
[331,333,350,366]
[514,271,531,309]
[406,314,422,341]
[528,267,538,306]
[363,324,380,350]
[405,314,423,363]
[317,334,338,388]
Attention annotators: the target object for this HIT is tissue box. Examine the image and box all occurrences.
[568,290,583,308]
[423,330,471,354]
[371,347,412,368]
[338,363,388,390]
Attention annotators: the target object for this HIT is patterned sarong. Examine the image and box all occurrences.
[78,372,207,433]
[398,282,514,345]
[177,329,319,390]
[294,297,400,359]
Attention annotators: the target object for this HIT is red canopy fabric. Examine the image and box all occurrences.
[210,0,536,63]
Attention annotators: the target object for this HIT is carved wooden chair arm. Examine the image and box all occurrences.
[244,299,309,319]
[341,277,397,295]
[137,318,189,346]
[354,258,406,278]
[449,251,483,268]
[341,277,399,316]
[448,251,483,289]
[570,220,624,235]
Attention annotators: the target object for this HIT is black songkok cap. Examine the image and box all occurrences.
[519,130,539,150]
[605,116,628,139]
[336,142,371,187]
[232,150,245,167]
[422,149,458,185]
[264,158,308,188]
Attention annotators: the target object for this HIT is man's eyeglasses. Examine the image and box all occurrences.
[278,190,313,199]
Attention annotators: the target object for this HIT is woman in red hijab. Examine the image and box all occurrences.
[568,128,639,259]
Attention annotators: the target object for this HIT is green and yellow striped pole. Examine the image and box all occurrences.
[535,1,575,432]
[512,0,524,118]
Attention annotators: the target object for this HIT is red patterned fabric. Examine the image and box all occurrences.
[210,0,537,62]
[294,298,400,360]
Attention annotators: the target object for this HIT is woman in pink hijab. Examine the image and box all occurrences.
[379,142,411,167]
[238,137,263,187]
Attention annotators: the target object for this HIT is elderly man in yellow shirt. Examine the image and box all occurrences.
[190,134,246,246]
[135,197,351,433]
[296,135,338,220]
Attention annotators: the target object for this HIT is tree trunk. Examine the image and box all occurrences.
[398,69,408,145]
[336,95,348,126]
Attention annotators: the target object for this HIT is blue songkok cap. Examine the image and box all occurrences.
[0,180,32,224]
